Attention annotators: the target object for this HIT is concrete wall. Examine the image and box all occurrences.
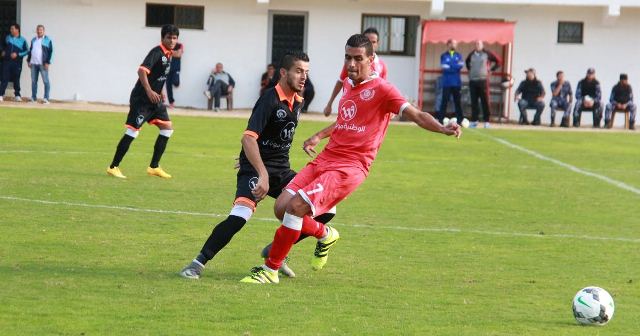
[19,0,427,112]
[17,0,640,127]
[436,3,640,125]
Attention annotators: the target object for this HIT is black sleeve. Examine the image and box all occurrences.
[487,51,501,71]
[246,93,274,136]
[465,53,471,70]
[140,48,161,72]
[229,74,236,87]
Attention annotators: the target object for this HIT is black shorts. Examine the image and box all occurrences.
[235,164,296,207]
[125,101,170,130]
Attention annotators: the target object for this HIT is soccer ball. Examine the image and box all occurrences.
[572,287,615,325]
[442,117,450,126]
[450,117,457,125]
[461,118,470,128]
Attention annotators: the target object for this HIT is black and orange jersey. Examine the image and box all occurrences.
[130,44,172,104]
[239,84,303,170]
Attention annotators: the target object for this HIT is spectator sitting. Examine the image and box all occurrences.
[515,68,545,125]
[604,73,636,130]
[204,62,235,111]
[302,77,314,113]
[260,63,276,96]
[573,68,602,128]
[549,71,573,127]
[166,42,183,108]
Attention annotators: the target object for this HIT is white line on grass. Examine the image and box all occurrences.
[2,195,640,244]
[475,131,640,196]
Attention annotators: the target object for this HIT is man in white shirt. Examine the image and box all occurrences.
[27,25,53,104]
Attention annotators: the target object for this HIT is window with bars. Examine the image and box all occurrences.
[362,14,420,56]
[557,21,583,44]
[146,3,204,30]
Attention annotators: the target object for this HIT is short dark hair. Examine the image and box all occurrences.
[11,23,20,33]
[161,24,179,38]
[346,34,374,56]
[280,51,309,71]
[556,71,564,77]
[363,27,379,37]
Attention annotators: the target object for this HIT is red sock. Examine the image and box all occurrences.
[301,216,326,239]
[266,213,302,270]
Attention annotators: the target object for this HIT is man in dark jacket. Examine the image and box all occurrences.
[515,68,545,125]
[573,68,602,128]
[0,23,29,101]
[438,39,464,124]
[466,40,501,128]
[604,73,636,130]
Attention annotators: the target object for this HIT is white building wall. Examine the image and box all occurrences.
[436,3,640,124]
[17,0,640,126]
[19,0,426,112]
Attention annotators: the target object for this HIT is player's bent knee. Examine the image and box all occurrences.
[159,129,174,138]
[229,204,253,221]
[286,195,312,217]
[125,128,140,138]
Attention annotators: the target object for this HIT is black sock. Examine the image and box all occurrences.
[110,134,135,168]
[150,134,169,168]
[198,215,247,265]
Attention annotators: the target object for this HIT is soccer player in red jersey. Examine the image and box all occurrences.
[240,34,461,284]
[323,27,387,117]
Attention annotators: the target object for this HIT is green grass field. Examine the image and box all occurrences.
[1,107,639,335]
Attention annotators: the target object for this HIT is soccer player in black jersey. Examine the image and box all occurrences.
[106,24,179,179]
[179,51,334,279]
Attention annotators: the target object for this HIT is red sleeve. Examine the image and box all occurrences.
[380,59,388,80]
[339,64,348,81]
[383,82,407,115]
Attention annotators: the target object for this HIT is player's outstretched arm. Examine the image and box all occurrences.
[302,122,336,157]
[402,105,461,139]
[323,81,343,117]
[241,134,269,200]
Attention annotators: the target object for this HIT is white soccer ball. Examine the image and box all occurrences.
[461,118,470,128]
[572,287,615,326]
[450,117,457,125]
[442,117,450,126]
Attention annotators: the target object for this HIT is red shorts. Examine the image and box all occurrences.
[286,160,366,216]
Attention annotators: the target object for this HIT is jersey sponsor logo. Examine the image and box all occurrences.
[280,122,296,141]
[248,177,259,191]
[335,123,366,133]
[360,89,375,101]
[261,139,292,150]
[136,115,144,127]
[340,100,357,121]
[276,109,287,120]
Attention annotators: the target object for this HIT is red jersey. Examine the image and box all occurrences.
[318,75,408,173]
[339,53,387,81]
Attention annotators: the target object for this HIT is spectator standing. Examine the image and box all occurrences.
[0,23,29,101]
[466,40,501,128]
[515,68,545,125]
[27,24,53,104]
[204,62,235,112]
[604,73,636,130]
[549,71,572,127]
[165,42,183,108]
[437,39,464,124]
[573,68,602,128]
[301,77,314,113]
